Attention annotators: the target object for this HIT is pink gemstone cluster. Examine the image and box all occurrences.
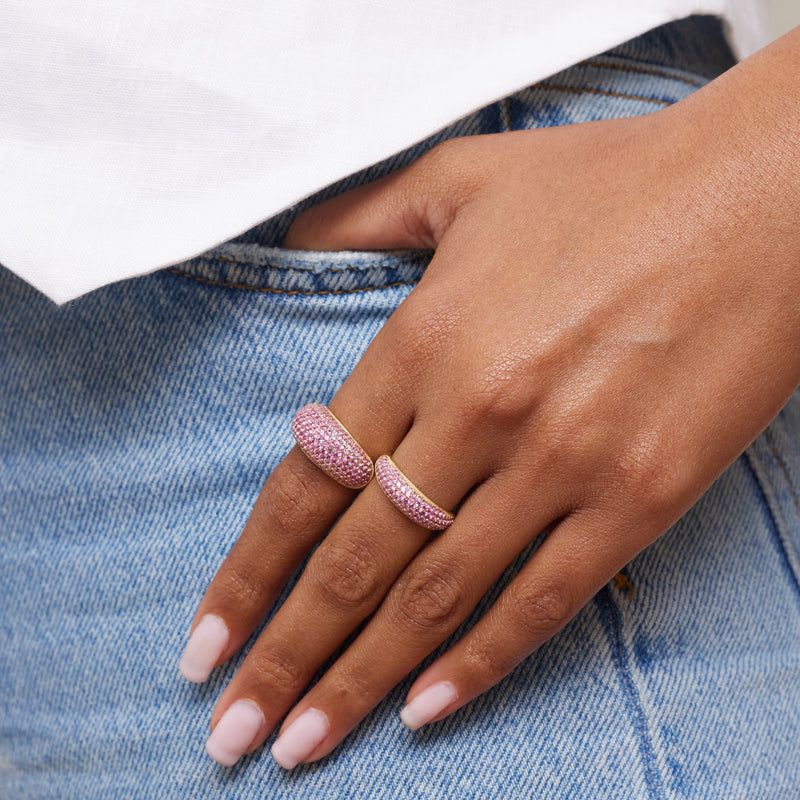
[291,404,373,489]
[375,455,454,531]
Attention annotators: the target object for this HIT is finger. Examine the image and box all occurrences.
[267,475,566,768]
[283,138,487,251]
[399,511,638,730]
[203,412,492,766]
[178,339,415,684]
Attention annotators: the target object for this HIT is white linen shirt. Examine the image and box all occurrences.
[0,0,767,303]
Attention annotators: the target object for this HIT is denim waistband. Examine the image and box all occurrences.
[165,14,735,300]
[602,14,735,79]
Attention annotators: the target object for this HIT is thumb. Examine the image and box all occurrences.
[283,139,484,251]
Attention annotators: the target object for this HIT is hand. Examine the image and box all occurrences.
[179,32,800,770]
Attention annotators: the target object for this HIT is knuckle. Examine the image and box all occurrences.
[392,560,467,631]
[457,358,536,427]
[609,431,688,520]
[462,639,515,688]
[510,584,574,643]
[326,663,374,708]
[459,585,576,690]
[260,458,330,539]
[310,534,383,608]
[249,644,303,693]
[215,562,273,613]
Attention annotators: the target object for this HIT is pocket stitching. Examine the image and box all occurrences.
[532,83,671,107]
[578,59,703,88]
[201,252,429,275]
[167,268,418,296]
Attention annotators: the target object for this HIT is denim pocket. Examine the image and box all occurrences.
[165,242,432,297]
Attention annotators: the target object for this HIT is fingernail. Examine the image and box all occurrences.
[400,681,458,730]
[179,614,229,683]
[271,708,330,770]
[205,699,265,766]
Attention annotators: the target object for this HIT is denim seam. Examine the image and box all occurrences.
[744,442,800,598]
[195,254,423,275]
[167,268,418,295]
[763,428,800,517]
[578,60,703,87]
[532,83,670,106]
[596,588,668,800]
[499,98,513,133]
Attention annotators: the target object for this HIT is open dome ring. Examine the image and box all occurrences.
[291,403,374,489]
[374,455,455,531]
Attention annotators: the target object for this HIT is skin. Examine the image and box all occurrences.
[188,27,800,765]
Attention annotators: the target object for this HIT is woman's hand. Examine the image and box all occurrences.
[180,30,800,769]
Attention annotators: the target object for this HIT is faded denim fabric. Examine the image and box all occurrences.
[2,16,799,799]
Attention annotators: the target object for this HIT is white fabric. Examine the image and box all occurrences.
[0,1,767,303]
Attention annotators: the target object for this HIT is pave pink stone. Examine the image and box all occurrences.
[291,404,373,489]
[374,455,454,531]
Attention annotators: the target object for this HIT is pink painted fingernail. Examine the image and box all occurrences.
[271,708,330,769]
[179,614,229,683]
[205,700,265,766]
[400,681,458,730]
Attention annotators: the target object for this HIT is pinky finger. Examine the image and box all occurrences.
[399,512,640,730]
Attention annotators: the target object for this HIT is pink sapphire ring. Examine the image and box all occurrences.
[375,455,455,531]
[291,403,374,489]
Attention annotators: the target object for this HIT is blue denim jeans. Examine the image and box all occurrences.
[2,16,799,799]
